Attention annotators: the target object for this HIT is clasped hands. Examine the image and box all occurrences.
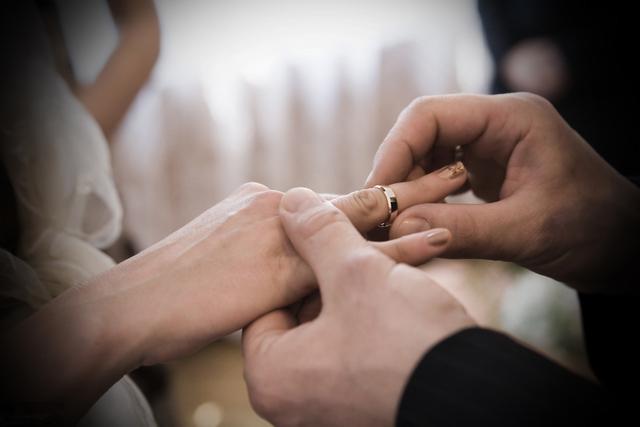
[4,93,639,425]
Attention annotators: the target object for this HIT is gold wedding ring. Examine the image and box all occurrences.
[374,185,398,228]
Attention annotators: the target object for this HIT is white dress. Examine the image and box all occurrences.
[0,2,156,425]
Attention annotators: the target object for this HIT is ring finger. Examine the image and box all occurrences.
[332,161,468,233]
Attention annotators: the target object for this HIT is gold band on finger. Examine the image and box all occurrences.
[374,185,398,228]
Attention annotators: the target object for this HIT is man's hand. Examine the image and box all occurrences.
[366,93,640,293]
[243,188,475,427]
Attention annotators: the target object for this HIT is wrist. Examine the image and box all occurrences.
[84,249,177,367]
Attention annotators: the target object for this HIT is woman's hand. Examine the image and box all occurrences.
[243,188,475,427]
[366,93,640,293]
[1,172,466,421]
[111,174,468,365]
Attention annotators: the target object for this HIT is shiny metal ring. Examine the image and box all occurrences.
[374,185,398,228]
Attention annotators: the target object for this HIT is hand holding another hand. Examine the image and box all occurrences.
[2,167,467,420]
[243,188,475,427]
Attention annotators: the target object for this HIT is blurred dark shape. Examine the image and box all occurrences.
[479,0,638,178]
[0,163,19,254]
[129,365,175,427]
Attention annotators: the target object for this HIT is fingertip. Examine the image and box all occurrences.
[422,228,451,247]
[436,161,467,181]
[281,187,322,214]
[374,227,451,265]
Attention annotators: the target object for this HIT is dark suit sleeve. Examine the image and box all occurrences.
[396,328,620,427]
[579,293,640,400]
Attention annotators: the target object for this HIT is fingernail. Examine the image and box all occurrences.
[423,228,450,246]
[437,161,465,179]
[396,217,431,236]
[282,188,321,213]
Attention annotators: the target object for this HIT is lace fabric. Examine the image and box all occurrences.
[2,61,122,297]
[1,37,154,425]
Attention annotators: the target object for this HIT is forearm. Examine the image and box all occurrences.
[0,281,145,422]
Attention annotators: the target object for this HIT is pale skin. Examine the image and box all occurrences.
[0,164,467,422]
[242,93,639,426]
[5,92,637,425]
[242,188,475,427]
[367,93,640,293]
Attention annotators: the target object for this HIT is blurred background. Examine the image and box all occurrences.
[7,0,631,425]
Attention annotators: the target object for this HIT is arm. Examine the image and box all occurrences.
[364,93,640,421]
[242,188,476,427]
[576,176,640,398]
[578,293,639,399]
[397,328,618,426]
[74,0,160,139]
[0,283,143,422]
[242,187,630,426]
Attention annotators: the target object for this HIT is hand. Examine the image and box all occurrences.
[121,172,467,365]
[1,175,465,420]
[366,93,640,293]
[243,188,475,427]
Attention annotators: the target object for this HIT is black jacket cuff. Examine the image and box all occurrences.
[396,328,614,426]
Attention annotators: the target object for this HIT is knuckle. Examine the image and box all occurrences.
[404,95,432,117]
[511,92,554,113]
[409,95,429,110]
[258,189,284,202]
[297,205,344,240]
[395,96,431,124]
[390,240,412,263]
[239,181,270,193]
[348,188,381,219]
[248,189,283,208]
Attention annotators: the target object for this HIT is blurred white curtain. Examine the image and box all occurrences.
[92,0,491,250]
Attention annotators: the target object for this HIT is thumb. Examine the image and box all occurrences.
[279,187,386,288]
[242,308,297,357]
[389,199,524,261]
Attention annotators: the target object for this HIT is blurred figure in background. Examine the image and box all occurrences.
[1,1,161,425]
[37,1,171,421]
[36,0,160,140]
[479,0,638,179]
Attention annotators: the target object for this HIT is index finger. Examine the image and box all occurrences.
[364,93,535,187]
